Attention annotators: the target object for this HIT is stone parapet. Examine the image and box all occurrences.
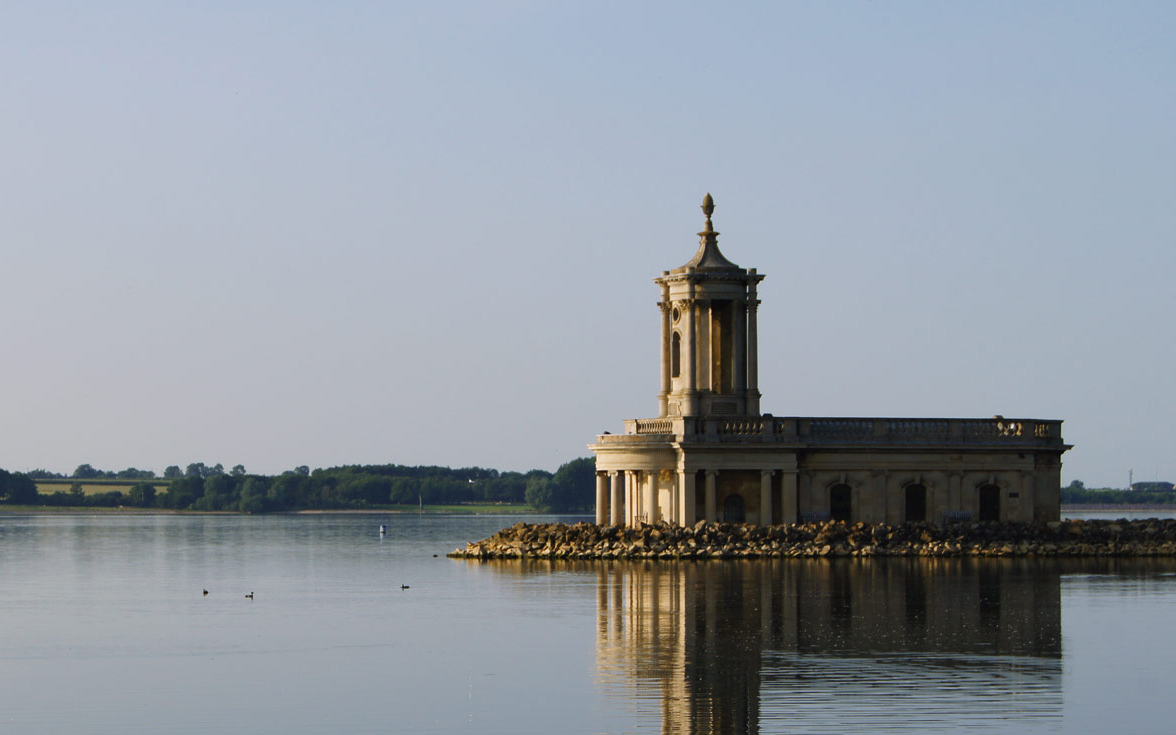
[449,519,1176,560]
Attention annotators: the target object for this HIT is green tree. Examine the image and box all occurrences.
[72,463,101,479]
[231,464,247,476]
[237,476,269,513]
[163,465,183,479]
[525,476,554,511]
[550,457,596,511]
[127,482,157,507]
[0,469,39,504]
[185,462,207,479]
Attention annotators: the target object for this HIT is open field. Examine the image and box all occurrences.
[35,480,168,496]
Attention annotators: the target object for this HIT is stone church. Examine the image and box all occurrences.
[590,195,1069,526]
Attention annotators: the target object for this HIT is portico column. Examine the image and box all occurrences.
[782,470,798,524]
[643,471,658,525]
[678,470,696,526]
[596,472,608,525]
[704,470,718,521]
[625,470,638,525]
[609,471,623,525]
[760,470,774,526]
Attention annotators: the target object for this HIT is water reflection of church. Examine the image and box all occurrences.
[590,196,1070,527]
[595,560,1062,734]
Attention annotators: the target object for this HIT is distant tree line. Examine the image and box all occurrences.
[1,458,597,514]
[1062,480,1176,505]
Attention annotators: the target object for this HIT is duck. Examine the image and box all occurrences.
[203,589,209,596]
[245,592,254,600]
[400,585,410,590]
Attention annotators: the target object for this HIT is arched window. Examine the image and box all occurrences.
[905,484,927,522]
[979,484,1001,522]
[722,493,745,523]
[671,331,681,378]
[830,484,852,522]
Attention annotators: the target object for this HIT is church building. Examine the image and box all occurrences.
[589,196,1069,526]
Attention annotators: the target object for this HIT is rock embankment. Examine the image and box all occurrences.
[448,519,1176,559]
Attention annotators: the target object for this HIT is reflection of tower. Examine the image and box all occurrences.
[596,562,763,735]
[596,559,1065,734]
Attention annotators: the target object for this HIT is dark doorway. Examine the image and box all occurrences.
[979,484,1001,521]
[905,484,927,522]
[722,493,746,523]
[830,484,852,522]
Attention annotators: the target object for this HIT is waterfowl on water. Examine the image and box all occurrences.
[203,589,208,596]
[401,585,410,590]
[245,592,254,599]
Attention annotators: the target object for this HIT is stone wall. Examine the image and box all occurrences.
[449,519,1176,560]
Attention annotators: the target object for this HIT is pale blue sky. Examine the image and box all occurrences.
[2,2,1173,487]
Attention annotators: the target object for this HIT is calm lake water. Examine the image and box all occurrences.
[2,512,1174,734]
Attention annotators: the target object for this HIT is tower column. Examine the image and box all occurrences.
[609,471,623,525]
[734,299,747,399]
[704,470,718,521]
[658,277,672,417]
[683,282,699,415]
[747,277,760,415]
[595,472,608,525]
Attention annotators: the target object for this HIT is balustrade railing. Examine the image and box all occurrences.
[598,417,1063,448]
[634,418,674,435]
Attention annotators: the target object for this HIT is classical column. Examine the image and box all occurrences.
[595,472,608,525]
[760,470,774,525]
[746,276,760,415]
[782,470,798,524]
[734,300,747,398]
[625,470,638,525]
[697,298,711,392]
[609,471,623,525]
[643,471,659,524]
[683,283,698,415]
[678,469,696,526]
[704,470,718,521]
[667,471,678,524]
[658,277,672,417]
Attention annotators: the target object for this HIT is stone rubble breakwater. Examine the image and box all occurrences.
[448,519,1176,559]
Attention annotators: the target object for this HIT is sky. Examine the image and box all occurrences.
[1,2,1173,487]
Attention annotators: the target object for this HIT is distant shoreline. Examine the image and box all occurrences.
[0,505,544,516]
[1063,504,1176,512]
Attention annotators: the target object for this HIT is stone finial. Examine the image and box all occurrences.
[701,193,715,232]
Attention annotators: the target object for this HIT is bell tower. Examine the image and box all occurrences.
[655,194,764,418]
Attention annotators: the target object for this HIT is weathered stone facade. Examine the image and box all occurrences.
[589,196,1070,526]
